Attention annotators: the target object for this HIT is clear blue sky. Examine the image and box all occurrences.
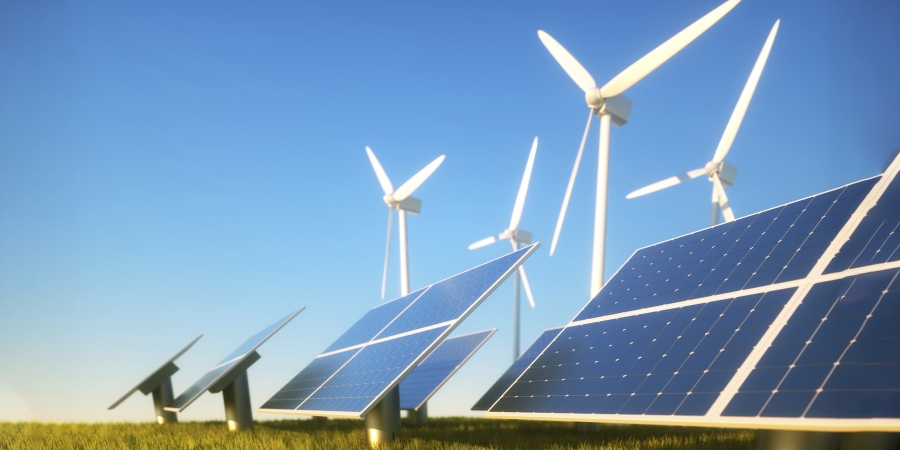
[1,0,898,422]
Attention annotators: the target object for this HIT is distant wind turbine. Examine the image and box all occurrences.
[365,146,445,298]
[539,0,740,298]
[627,20,780,226]
[469,137,537,360]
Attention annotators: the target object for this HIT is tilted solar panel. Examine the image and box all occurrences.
[400,329,496,411]
[485,158,900,432]
[260,244,538,419]
[472,327,562,411]
[165,307,304,412]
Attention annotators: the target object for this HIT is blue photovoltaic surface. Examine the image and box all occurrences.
[472,328,562,411]
[376,247,529,339]
[723,268,900,419]
[322,289,424,354]
[262,245,537,416]
[826,175,900,273]
[168,309,301,411]
[490,289,794,416]
[259,349,359,410]
[297,326,448,413]
[400,330,494,410]
[574,179,877,322]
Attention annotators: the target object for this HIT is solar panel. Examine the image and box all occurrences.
[400,329,496,411]
[472,327,562,411]
[260,244,538,419]
[485,159,900,431]
[108,334,202,410]
[165,307,304,412]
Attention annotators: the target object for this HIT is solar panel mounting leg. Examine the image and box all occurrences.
[573,422,600,433]
[406,402,427,425]
[755,430,841,450]
[839,432,900,450]
[365,386,401,447]
[151,378,178,424]
[222,371,253,431]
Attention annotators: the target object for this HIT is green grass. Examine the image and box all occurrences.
[0,418,755,450]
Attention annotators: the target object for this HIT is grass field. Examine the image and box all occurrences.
[0,417,755,449]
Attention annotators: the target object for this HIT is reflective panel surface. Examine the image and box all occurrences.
[400,329,495,410]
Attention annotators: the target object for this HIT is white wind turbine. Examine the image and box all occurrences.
[541,0,740,299]
[468,137,538,360]
[366,146,445,298]
[627,20,779,227]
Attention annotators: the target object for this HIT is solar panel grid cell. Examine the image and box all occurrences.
[472,328,563,411]
[298,326,448,413]
[491,289,794,417]
[376,249,527,339]
[723,268,900,419]
[574,179,877,322]
[826,175,900,273]
[259,349,359,411]
[323,289,424,354]
[399,330,494,410]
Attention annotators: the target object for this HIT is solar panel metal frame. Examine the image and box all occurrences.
[400,328,496,411]
[259,244,539,419]
[165,306,305,412]
[485,158,900,432]
[108,334,203,410]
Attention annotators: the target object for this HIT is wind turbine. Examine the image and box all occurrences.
[365,146,445,298]
[626,20,779,227]
[468,137,538,360]
[540,0,740,299]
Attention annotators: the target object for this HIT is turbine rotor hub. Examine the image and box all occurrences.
[584,88,606,110]
[383,194,396,207]
[705,161,720,178]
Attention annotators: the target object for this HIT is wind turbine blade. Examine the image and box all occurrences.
[509,136,538,230]
[468,235,499,250]
[599,0,741,98]
[550,111,593,256]
[712,19,779,164]
[392,155,446,201]
[518,265,536,308]
[381,208,392,299]
[537,30,597,93]
[713,175,736,222]
[365,146,394,195]
[625,168,706,199]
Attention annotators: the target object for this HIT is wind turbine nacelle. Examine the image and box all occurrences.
[587,92,632,127]
[397,197,422,215]
[719,161,738,187]
[512,229,533,245]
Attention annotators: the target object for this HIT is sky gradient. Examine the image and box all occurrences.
[1,0,898,422]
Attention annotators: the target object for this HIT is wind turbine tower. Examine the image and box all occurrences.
[540,0,740,298]
[469,137,538,360]
[365,147,445,297]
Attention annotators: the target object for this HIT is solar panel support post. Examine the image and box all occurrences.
[406,403,427,425]
[573,422,600,433]
[365,386,401,447]
[755,430,841,450]
[222,371,253,431]
[151,378,178,424]
[839,432,900,450]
